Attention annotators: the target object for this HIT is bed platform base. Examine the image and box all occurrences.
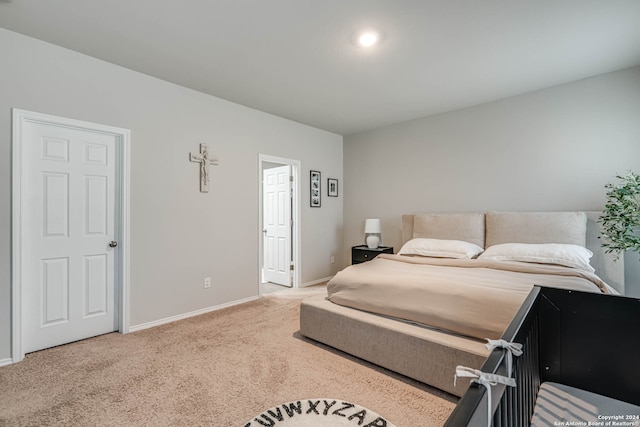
[445,286,640,426]
[300,295,490,397]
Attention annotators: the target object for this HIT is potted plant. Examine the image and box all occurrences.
[599,171,640,260]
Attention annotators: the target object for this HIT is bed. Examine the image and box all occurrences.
[299,212,624,396]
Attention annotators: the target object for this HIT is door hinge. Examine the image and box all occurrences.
[290,175,294,182]
[290,264,294,271]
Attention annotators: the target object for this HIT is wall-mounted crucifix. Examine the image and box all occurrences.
[189,143,219,193]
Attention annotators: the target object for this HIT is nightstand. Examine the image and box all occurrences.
[351,245,394,264]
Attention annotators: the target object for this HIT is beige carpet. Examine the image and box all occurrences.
[0,294,457,426]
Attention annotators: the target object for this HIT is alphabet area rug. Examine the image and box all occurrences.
[243,398,397,427]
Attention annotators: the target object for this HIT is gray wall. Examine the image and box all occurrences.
[344,66,640,296]
[0,28,343,361]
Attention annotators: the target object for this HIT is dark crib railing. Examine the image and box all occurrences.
[491,299,539,427]
[445,287,542,427]
[445,286,640,427]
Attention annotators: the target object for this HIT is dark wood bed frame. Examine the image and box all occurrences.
[445,286,640,426]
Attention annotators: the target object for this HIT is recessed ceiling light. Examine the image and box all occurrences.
[357,31,380,47]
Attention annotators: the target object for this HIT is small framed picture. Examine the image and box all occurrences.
[328,178,338,197]
[310,170,321,207]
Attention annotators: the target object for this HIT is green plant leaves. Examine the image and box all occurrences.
[599,171,640,260]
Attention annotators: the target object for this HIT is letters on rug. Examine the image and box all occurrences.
[243,398,396,427]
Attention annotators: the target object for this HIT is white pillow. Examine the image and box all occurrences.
[478,243,595,273]
[398,238,484,259]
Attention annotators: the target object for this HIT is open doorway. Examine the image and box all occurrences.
[259,155,300,296]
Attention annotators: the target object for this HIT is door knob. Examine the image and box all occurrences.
[109,241,118,248]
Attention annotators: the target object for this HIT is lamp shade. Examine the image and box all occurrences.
[364,219,381,234]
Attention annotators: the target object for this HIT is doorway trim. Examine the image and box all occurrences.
[258,154,300,290]
[11,108,131,363]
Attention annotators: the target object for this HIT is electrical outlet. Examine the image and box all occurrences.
[204,277,211,289]
[330,255,335,264]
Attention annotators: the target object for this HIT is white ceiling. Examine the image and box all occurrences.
[1,1,640,135]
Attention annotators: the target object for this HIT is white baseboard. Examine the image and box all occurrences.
[0,357,13,367]
[301,276,334,288]
[129,295,260,333]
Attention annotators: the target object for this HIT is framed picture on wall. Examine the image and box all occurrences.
[328,178,338,197]
[310,170,321,207]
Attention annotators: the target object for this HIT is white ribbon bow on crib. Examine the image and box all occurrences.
[485,338,523,377]
[454,366,516,427]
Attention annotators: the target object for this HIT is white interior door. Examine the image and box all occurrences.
[263,165,292,287]
[22,120,119,353]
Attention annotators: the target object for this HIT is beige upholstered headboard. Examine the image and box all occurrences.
[401,211,625,294]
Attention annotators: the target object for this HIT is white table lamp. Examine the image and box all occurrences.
[364,219,382,249]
